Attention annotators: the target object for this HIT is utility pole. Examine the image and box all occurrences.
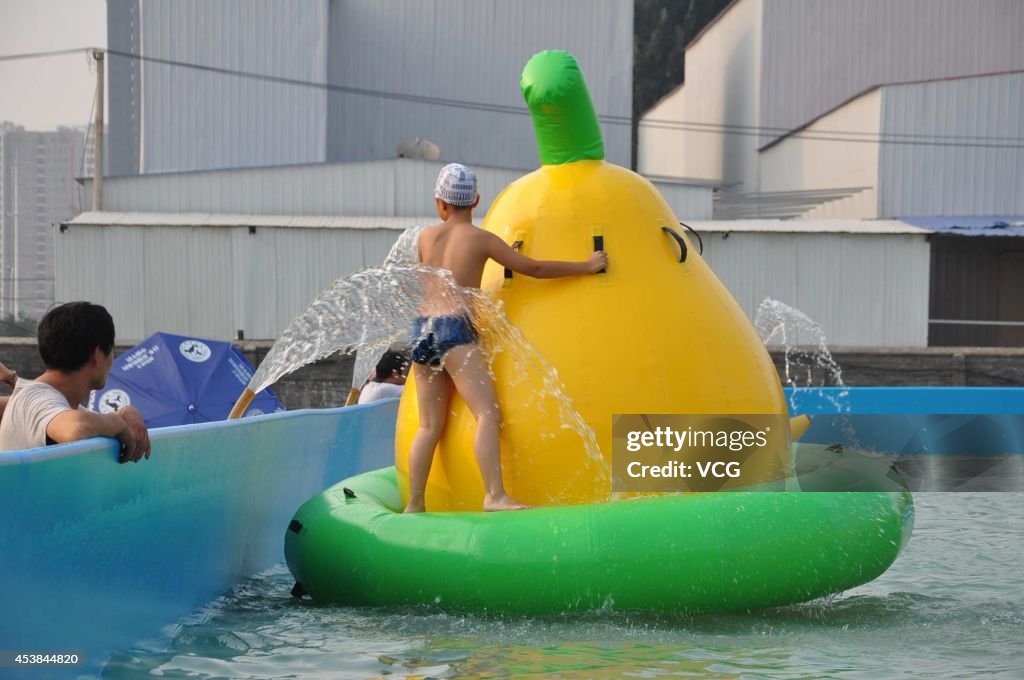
[91,49,104,212]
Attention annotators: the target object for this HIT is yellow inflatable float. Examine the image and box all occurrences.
[283,51,913,615]
[396,50,791,510]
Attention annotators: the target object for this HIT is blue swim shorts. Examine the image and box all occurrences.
[410,314,479,366]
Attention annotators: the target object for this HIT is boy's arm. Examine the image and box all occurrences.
[485,232,607,279]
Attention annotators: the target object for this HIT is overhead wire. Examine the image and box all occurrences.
[0,47,95,62]
[78,62,98,214]
[1,47,1021,150]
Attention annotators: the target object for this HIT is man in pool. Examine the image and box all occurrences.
[405,163,607,513]
[0,302,151,461]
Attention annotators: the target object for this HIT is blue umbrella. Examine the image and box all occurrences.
[87,332,285,427]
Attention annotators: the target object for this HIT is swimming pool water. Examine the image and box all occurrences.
[101,493,1023,679]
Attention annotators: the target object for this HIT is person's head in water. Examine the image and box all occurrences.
[37,301,116,389]
[434,162,480,220]
[373,349,409,385]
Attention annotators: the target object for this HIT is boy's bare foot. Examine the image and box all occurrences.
[483,493,530,512]
[404,493,426,513]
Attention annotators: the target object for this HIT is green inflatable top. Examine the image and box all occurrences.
[520,50,605,165]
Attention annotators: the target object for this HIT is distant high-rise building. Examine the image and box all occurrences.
[82,125,99,179]
[0,123,85,322]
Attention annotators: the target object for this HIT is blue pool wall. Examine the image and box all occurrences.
[0,400,397,678]
[785,387,1024,414]
[1,387,1022,677]
[786,388,1024,456]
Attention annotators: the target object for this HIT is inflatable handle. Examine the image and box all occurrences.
[661,226,688,263]
[680,221,704,255]
[592,234,607,273]
[521,50,604,165]
[504,240,524,280]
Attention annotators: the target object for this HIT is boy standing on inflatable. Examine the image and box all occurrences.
[405,163,607,513]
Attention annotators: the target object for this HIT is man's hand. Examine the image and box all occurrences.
[0,361,16,388]
[116,406,151,463]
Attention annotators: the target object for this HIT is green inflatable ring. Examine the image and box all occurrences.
[285,453,914,614]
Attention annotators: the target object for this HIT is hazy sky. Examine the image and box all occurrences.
[0,0,106,130]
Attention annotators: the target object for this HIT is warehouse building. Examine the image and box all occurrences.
[60,207,1024,349]
[637,0,1024,220]
[58,210,930,347]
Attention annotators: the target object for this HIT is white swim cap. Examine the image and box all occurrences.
[434,162,478,207]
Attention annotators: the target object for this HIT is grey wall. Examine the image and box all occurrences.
[106,0,633,175]
[760,0,1024,148]
[326,0,634,170]
[106,0,142,176]
[137,0,329,173]
[878,73,1024,218]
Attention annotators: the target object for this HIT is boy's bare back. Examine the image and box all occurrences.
[418,220,497,289]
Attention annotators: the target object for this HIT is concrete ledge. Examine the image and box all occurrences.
[770,346,1024,388]
[2,340,1021,409]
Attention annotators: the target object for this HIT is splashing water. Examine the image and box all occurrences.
[247,263,425,395]
[250,224,429,395]
[753,298,849,412]
[245,227,606,495]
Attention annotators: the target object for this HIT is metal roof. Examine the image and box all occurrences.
[76,158,715,220]
[80,158,715,189]
[685,219,930,235]
[712,187,874,220]
[68,212,936,236]
[65,212,432,231]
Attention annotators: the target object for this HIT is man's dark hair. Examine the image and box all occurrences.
[373,349,409,382]
[38,302,115,372]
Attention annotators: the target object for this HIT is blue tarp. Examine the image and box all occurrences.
[86,332,284,427]
[900,216,1024,237]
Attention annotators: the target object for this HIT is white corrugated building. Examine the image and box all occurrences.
[637,0,1024,219]
[106,0,634,175]
[58,209,935,347]
[57,212,423,342]
[691,220,931,347]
